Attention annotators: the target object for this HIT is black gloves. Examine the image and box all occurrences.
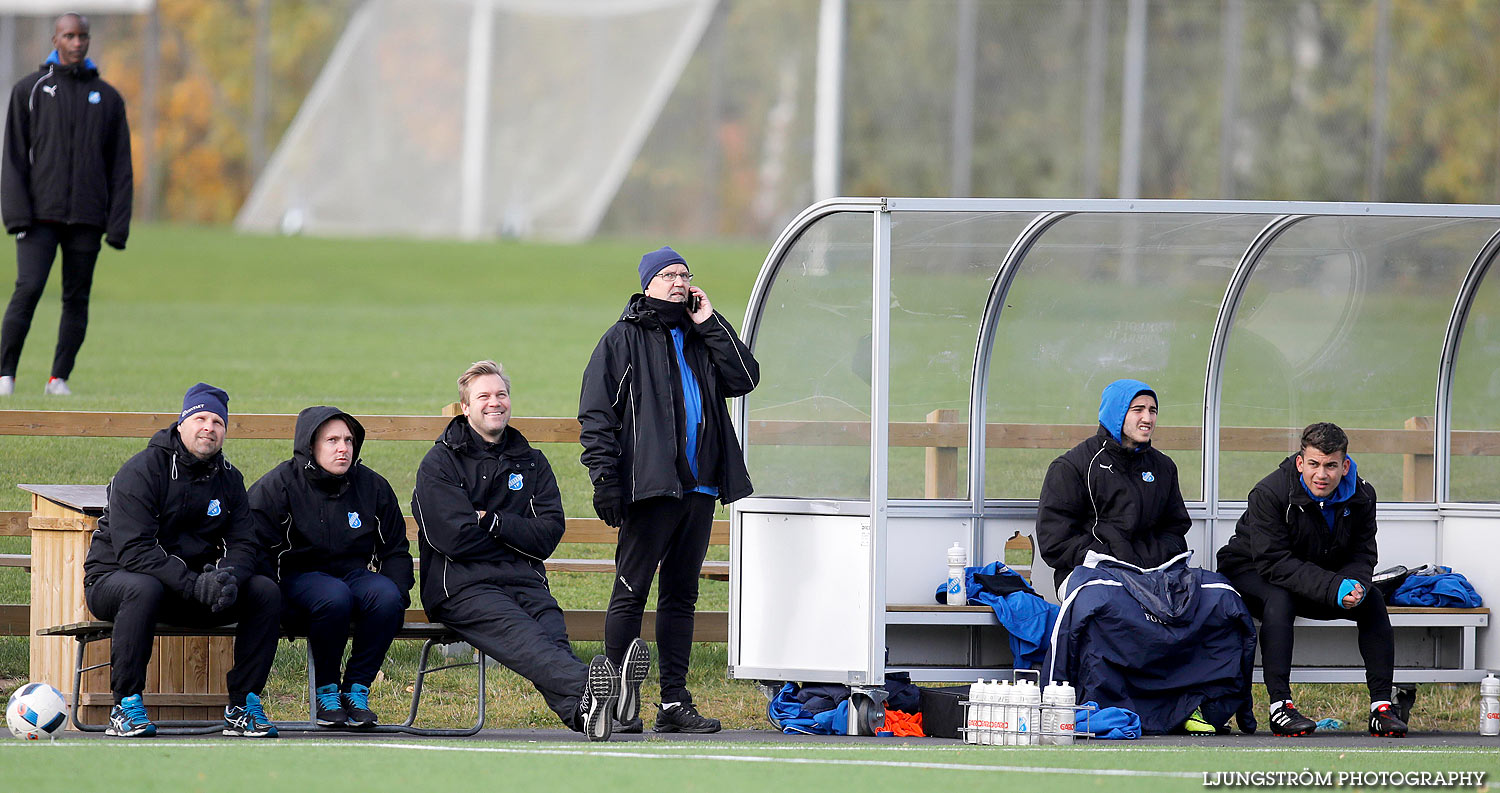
[593,482,626,528]
[105,235,125,251]
[192,565,238,612]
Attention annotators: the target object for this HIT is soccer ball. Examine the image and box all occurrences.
[6,682,68,740]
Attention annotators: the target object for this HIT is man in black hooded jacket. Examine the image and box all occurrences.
[0,13,131,396]
[578,245,759,734]
[413,360,647,742]
[83,383,279,738]
[248,406,412,728]
[1217,422,1405,738]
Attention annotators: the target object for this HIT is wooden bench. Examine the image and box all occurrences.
[883,603,1490,683]
[38,616,487,736]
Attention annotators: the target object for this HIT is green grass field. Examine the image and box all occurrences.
[3,739,1498,791]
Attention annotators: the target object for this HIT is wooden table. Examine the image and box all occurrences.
[24,484,233,726]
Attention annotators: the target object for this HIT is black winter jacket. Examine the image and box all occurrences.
[1216,455,1379,606]
[2,57,131,245]
[247,407,413,602]
[84,425,259,595]
[411,418,565,612]
[1036,425,1192,592]
[578,294,759,505]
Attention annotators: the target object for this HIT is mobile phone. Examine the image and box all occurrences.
[688,291,701,313]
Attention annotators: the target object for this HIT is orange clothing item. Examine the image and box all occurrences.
[883,707,924,737]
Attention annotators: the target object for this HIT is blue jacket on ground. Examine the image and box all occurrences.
[1042,551,1256,734]
[934,561,1059,668]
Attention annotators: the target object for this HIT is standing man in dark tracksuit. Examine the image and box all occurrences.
[1218,422,1406,738]
[83,383,281,738]
[413,360,648,742]
[0,13,131,397]
[249,406,414,728]
[579,246,760,734]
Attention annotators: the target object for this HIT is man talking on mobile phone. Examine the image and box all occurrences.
[578,245,759,734]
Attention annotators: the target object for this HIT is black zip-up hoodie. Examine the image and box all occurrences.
[2,54,131,245]
[578,294,759,505]
[84,424,258,594]
[411,417,565,613]
[1216,454,1379,606]
[1035,425,1192,592]
[246,407,413,603]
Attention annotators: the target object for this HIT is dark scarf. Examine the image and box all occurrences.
[643,296,687,326]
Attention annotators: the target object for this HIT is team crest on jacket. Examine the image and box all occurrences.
[206,499,221,517]
[508,473,524,491]
[1141,472,1155,483]
[88,90,100,104]
[348,512,361,529]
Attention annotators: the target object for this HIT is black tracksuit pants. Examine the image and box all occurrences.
[83,570,281,706]
[605,492,716,706]
[0,222,102,379]
[430,582,586,729]
[1228,567,1395,704]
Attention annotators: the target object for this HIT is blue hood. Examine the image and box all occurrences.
[43,50,97,71]
[1302,458,1362,524]
[1098,378,1156,445]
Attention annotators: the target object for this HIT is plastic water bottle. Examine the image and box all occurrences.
[1042,680,1077,745]
[997,680,1015,745]
[1481,673,1500,736]
[1016,679,1041,746]
[965,679,984,745]
[946,543,967,606]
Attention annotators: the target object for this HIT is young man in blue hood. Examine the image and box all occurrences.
[1037,378,1191,592]
[1038,379,1255,735]
[1217,422,1405,737]
[248,406,413,728]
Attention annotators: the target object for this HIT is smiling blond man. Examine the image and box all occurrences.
[412,360,648,741]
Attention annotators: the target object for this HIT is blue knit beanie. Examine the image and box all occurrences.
[638,246,687,290]
[180,382,229,424]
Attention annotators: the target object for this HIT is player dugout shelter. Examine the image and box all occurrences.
[728,198,1500,687]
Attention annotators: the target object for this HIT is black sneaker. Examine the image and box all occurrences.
[106,693,157,737]
[1394,685,1417,723]
[654,702,722,734]
[579,655,619,742]
[616,717,644,734]
[616,638,651,724]
[1269,701,1316,737]
[343,683,377,728]
[1369,703,1408,737]
[224,692,279,738]
[315,684,346,727]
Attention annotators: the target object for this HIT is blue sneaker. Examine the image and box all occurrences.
[223,692,278,737]
[106,693,156,737]
[342,683,377,728]
[315,684,346,727]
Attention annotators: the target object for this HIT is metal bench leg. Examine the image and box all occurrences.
[382,638,485,736]
[69,634,109,732]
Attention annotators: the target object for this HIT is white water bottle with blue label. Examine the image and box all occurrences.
[946,543,967,606]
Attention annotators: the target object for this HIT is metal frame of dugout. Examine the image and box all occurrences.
[727,198,1500,692]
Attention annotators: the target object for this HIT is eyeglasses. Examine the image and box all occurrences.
[655,270,693,283]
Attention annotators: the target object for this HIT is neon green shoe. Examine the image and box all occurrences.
[1183,708,1221,735]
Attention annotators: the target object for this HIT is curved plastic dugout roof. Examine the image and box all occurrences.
[739,199,1500,512]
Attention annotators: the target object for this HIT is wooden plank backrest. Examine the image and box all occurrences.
[1,409,1492,456]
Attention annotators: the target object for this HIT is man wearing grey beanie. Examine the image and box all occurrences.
[579,246,760,733]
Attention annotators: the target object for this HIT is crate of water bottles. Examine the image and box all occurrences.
[960,669,1094,746]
